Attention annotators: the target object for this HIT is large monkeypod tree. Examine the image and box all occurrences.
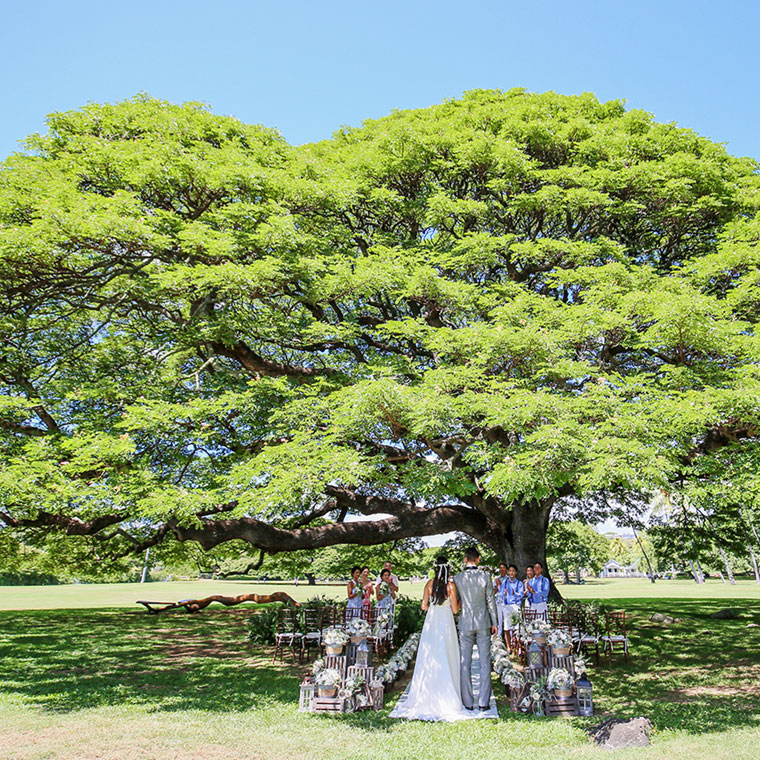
[1,89,760,586]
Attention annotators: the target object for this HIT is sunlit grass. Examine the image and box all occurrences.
[1,582,760,759]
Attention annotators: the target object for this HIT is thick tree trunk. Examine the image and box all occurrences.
[305,573,317,586]
[483,500,562,601]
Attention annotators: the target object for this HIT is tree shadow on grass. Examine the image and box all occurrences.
[3,598,760,736]
[0,607,298,713]
[586,598,760,735]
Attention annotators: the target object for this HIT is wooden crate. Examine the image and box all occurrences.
[312,696,346,713]
[524,665,549,683]
[323,654,347,675]
[507,683,530,712]
[346,665,374,683]
[549,652,575,671]
[369,684,384,711]
[546,694,578,718]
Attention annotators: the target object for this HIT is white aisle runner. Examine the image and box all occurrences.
[390,645,499,721]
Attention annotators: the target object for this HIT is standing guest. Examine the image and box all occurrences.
[523,565,535,608]
[529,561,550,615]
[503,565,524,652]
[376,561,399,591]
[375,568,396,609]
[347,565,363,615]
[359,566,373,612]
[493,563,509,637]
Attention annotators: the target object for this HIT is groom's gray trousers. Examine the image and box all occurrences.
[459,628,491,708]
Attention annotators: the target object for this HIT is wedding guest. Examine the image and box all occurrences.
[529,561,550,615]
[523,565,535,608]
[503,565,524,652]
[494,563,509,636]
[347,565,363,614]
[359,565,373,612]
[376,561,399,591]
[375,568,396,609]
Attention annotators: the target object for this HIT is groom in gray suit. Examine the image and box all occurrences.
[454,546,498,710]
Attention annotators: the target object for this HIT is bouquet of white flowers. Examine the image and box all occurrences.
[377,581,390,597]
[573,656,588,678]
[312,658,325,676]
[345,673,366,694]
[346,618,371,637]
[492,653,510,675]
[323,627,349,646]
[529,675,551,715]
[547,628,572,649]
[501,667,525,688]
[546,667,574,691]
[315,668,342,689]
[525,619,551,637]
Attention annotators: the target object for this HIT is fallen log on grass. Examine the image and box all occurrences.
[136,591,300,614]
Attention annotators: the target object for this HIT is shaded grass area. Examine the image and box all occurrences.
[1,597,759,759]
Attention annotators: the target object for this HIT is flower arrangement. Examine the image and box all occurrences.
[323,627,349,646]
[314,668,342,689]
[529,675,551,715]
[525,619,551,637]
[346,618,371,637]
[377,581,390,597]
[345,673,366,694]
[573,656,588,678]
[546,667,574,691]
[312,658,325,676]
[547,628,572,649]
[501,667,525,688]
[492,652,510,675]
[373,611,390,637]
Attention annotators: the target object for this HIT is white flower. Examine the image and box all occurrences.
[323,626,349,646]
[501,669,524,688]
[315,668,342,688]
[546,667,574,690]
[547,628,572,648]
[346,618,371,637]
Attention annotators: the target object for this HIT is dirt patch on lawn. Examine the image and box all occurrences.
[667,683,760,700]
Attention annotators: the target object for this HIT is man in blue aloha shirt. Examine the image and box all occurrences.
[527,561,550,615]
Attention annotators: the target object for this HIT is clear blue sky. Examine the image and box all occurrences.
[2,0,758,160]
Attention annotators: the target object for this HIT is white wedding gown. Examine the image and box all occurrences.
[389,599,472,721]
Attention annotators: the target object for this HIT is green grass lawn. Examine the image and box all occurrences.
[1,580,759,759]
[3,576,760,611]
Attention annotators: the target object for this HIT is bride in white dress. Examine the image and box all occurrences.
[390,557,473,721]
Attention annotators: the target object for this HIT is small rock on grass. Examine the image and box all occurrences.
[589,717,653,749]
[710,608,740,620]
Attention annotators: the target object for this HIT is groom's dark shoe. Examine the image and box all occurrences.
[464,706,474,711]
[478,706,489,711]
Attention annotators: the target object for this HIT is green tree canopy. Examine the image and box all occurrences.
[1,89,760,577]
[547,521,610,582]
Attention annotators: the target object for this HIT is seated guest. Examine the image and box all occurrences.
[347,565,363,613]
[529,561,550,615]
[503,565,524,652]
[375,568,396,609]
